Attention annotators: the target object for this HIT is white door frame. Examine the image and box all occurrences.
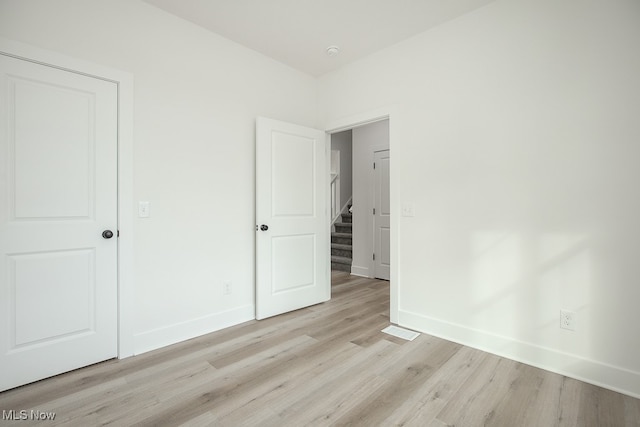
[325,106,399,324]
[0,37,135,358]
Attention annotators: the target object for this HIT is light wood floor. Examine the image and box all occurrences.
[1,271,639,426]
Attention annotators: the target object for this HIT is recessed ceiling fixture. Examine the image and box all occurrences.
[326,46,340,57]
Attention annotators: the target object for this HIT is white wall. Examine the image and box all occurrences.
[351,120,389,277]
[330,130,353,212]
[319,0,640,397]
[0,0,319,354]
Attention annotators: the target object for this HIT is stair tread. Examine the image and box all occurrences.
[331,262,351,272]
[331,255,352,264]
[334,222,352,227]
[331,232,352,237]
[331,243,352,250]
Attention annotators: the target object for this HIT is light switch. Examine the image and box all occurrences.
[401,203,415,217]
[138,201,150,218]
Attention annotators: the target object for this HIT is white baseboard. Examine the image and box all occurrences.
[133,305,255,355]
[399,309,640,399]
[350,265,370,277]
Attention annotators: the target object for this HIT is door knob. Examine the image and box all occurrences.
[260,224,269,231]
[102,230,114,239]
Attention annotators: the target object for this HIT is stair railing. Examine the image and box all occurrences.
[330,173,340,226]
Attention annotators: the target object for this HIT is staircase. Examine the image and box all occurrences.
[331,209,352,272]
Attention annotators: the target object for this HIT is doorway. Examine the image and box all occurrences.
[329,119,390,281]
[330,130,353,273]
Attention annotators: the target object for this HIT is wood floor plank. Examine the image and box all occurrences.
[56,362,220,426]
[625,397,640,426]
[134,335,319,426]
[575,381,636,427]
[281,373,389,426]
[262,339,401,421]
[382,345,487,426]
[480,362,565,426]
[433,354,525,425]
[0,271,637,426]
[177,411,218,427]
[332,338,460,425]
[348,313,392,347]
[214,341,364,426]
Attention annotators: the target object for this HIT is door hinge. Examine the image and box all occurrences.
[373,162,376,169]
[373,208,375,215]
[117,230,120,238]
[373,253,375,261]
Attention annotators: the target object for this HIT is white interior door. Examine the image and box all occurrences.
[374,150,390,280]
[256,117,329,320]
[0,54,118,391]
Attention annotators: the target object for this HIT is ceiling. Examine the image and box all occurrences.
[144,0,495,77]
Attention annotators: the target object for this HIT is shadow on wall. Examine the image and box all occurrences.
[467,230,592,357]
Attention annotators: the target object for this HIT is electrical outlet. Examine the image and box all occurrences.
[223,280,232,295]
[560,309,575,331]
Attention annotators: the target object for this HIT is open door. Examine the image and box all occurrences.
[256,117,329,320]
